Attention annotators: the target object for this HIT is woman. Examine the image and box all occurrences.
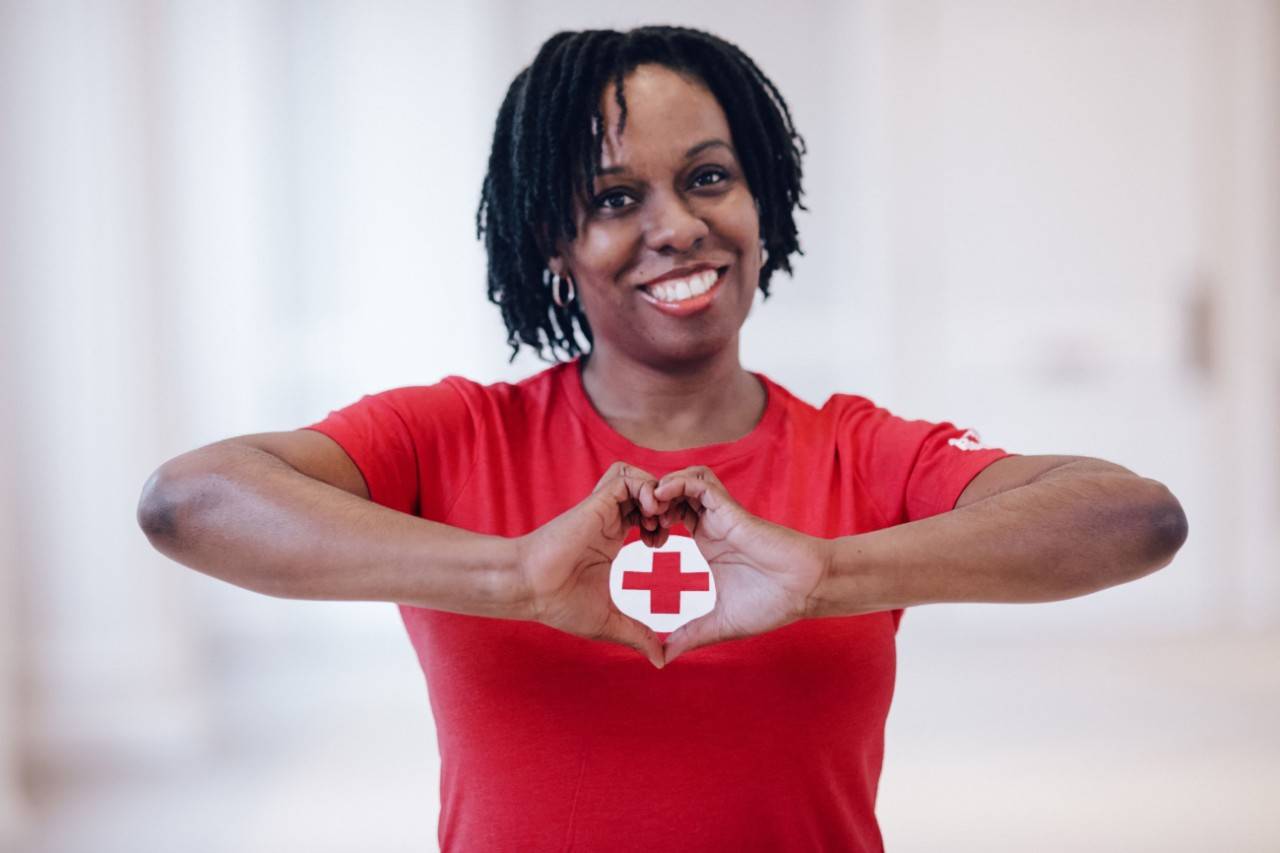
[138,25,1188,852]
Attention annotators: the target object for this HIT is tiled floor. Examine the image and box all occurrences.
[13,625,1280,852]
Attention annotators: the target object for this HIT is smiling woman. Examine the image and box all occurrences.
[138,23,1187,853]
[549,64,761,374]
[476,28,804,366]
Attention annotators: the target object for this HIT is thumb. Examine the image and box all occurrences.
[662,614,720,666]
[604,609,666,670]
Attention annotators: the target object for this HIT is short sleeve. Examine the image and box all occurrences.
[300,379,477,518]
[831,395,1014,525]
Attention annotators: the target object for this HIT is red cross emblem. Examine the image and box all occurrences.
[622,551,711,614]
[610,534,715,631]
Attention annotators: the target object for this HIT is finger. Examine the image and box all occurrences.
[596,462,662,529]
[684,503,703,536]
[654,472,723,511]
[604,610,665,669]
[593,460,635,492]
[640,523,670,549]
[597,468,633,509]
[627,497,664,534]
[658,465,722,490]
[625,504,653,531]
[659,498,701,534]
[661,613,721,666]
[594,461,660,500]
[593,461,621,493]
[637,479,668,520]
[679,501,704,536]
[655,475,710,504]
[620,497,642,531]
[619,468,668,528]
[621,468,661,507]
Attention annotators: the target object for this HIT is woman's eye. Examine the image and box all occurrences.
[595,190,633,211]
[593,170,728,211]
[692,168,728,187]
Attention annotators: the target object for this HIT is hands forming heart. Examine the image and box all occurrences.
[514,462,832,668]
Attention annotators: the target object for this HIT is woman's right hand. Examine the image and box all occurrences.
[514,462,671,668]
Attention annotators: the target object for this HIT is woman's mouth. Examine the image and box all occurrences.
[638,267,727,317]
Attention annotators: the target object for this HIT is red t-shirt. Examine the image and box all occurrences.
[302,359,1010,852]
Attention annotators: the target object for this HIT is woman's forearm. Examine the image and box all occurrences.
[810,466,1188,618]
[137,443,524,618]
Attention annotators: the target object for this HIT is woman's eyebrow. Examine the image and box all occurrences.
[596,138,735,177]
[684,138,733,158]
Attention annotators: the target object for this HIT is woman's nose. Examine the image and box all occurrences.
[643,192,709,253]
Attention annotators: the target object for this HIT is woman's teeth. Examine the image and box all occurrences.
[643,268,718,303]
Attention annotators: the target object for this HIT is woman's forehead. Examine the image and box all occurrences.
[595,64,735,172]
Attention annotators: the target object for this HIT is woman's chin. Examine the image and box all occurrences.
[642,328,741,369]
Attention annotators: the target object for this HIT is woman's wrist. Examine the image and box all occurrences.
[403,522,529,620]
[483,533,531,620]
[806,534,888,619]
[472,533,531,621]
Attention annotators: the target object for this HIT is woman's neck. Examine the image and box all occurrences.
[579,341,766,451]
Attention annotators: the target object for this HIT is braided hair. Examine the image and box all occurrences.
[476,25,807,363]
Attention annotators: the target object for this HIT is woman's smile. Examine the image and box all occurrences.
[637,265,729,317]
[548,63,762,366]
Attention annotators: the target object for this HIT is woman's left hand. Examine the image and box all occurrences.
[652,466,831,665]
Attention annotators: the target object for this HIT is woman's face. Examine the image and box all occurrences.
[549,63,762,369]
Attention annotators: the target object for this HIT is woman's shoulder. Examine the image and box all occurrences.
[755,372,881,424]
[370,359,560,398]
[441,360,566,405]
[369,360,568,423]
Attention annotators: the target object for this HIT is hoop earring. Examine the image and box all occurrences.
[552,273,576,308]
[760,240,770,267]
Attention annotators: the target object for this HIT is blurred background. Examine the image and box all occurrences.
[1,0,1277,850]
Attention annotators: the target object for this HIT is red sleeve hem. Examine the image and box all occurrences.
[934,449,1017,517]
[299,423,379,504]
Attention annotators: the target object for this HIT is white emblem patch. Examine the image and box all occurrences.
[610,535,716,633]
[947,429,988,451]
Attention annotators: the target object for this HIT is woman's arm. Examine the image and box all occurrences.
[809,457,1189,617]
[137,440,524,618]
[652,458,1188,663]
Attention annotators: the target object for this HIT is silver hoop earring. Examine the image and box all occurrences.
[552,273,576,308]
[760,241,770,267]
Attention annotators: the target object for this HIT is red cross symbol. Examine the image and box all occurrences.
[622,551,710,614]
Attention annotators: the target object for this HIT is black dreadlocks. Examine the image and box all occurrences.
[476,25,807,363]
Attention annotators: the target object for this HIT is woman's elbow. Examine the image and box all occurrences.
[1143,482,1189,570]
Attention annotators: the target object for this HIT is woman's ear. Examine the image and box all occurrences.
[547,255,566,278]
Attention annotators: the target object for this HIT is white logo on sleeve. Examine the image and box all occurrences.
[610,535,716,632]
[947,429,988,451]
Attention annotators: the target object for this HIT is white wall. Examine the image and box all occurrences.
[1,0,212,791]
[1,0,1276,848]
